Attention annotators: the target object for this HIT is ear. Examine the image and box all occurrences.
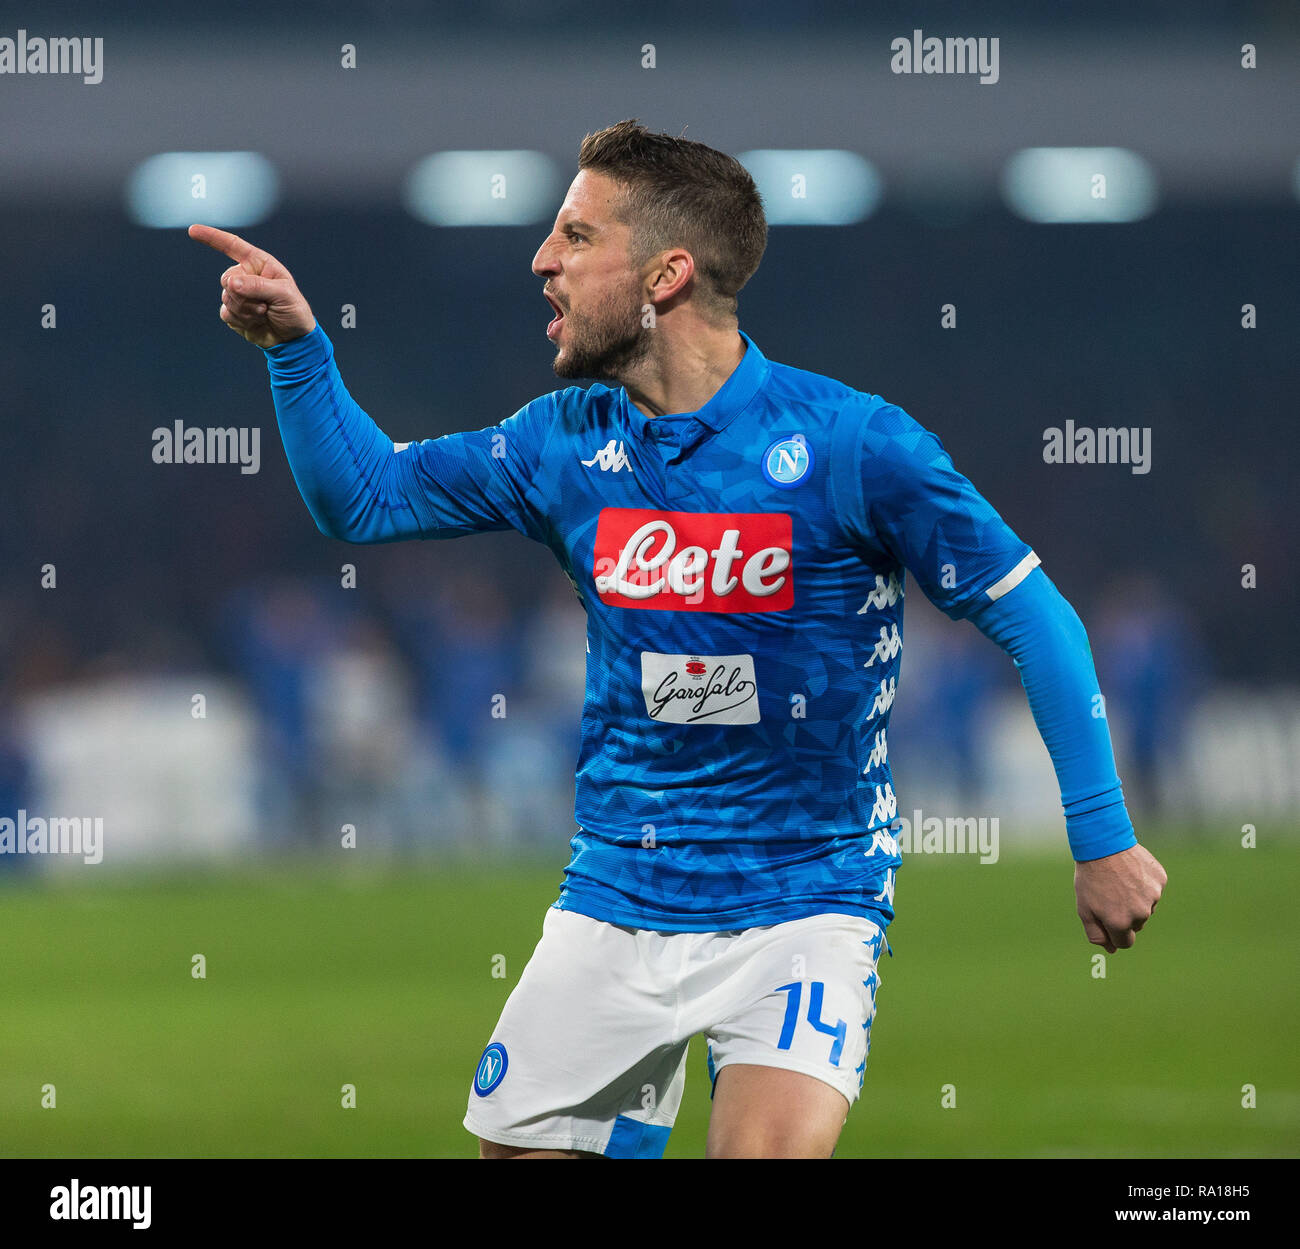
[645,246,695,305]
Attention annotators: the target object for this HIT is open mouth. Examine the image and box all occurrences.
[544,291,566,340]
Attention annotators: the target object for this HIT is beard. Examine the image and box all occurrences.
[552,281,651,382]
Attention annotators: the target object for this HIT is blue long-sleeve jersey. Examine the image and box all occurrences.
[263,325,1136,932]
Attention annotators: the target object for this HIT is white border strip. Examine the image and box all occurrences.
[984,551,1041,601]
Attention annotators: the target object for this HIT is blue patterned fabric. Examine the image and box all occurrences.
[264,326,1128,932]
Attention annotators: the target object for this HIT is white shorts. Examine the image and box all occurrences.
[463,906,886,1157]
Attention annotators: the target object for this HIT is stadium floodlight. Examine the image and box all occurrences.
[1001,146,1158,223]
[737,150,882,225]
[403,150,559,226]
[126,151,278,228]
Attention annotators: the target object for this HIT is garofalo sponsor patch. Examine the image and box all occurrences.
[640,652,760,725]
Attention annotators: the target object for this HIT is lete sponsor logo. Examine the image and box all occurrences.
[641,652,760,724]
[593,508,793,612]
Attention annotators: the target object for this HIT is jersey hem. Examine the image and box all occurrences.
[554,894,892,934]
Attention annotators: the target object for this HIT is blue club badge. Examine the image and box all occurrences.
[473,1042,509,1097]
[762,437,813,488]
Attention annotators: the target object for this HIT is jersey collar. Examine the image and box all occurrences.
[618,330,769,447]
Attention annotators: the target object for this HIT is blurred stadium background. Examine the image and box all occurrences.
[0,0,1296,1157]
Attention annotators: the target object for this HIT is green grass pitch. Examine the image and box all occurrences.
[1,830,1295,1158]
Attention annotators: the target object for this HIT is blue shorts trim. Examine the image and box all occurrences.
[604,1114,672,1159]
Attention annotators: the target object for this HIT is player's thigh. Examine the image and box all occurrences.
[702,912,885,1158]
[478,1139,601,1159]
[707,1063,849,1159]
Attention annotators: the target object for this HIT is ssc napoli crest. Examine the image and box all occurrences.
[473,1042,508,1097]
[762,437,813,488]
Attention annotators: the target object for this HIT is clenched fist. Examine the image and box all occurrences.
[1074,842,1167,952]
[189,224,317,349]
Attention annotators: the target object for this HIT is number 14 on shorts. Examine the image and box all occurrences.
[775,981,847,1066]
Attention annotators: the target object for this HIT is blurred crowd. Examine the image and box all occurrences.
[1,199,1293,857]
[0,558,1211,861]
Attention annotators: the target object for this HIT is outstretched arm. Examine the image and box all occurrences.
[965,567,1167,952]
[190,225,549,544]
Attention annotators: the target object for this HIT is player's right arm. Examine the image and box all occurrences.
[189,224,548,544]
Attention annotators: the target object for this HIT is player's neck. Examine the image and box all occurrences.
[622,322,745,419]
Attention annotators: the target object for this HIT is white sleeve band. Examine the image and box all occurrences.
[983,550,1041,601]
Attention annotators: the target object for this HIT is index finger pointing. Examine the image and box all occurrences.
[188,223,257,263]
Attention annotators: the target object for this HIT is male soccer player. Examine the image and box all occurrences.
[191,120,1166,1159]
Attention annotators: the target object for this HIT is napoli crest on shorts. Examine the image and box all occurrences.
[762,436,814,488]
[473,1042,508,1097]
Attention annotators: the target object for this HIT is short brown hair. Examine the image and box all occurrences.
[577,119,767,321]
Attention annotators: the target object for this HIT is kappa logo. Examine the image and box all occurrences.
[863,827,899,859]
[869,782,898,826]
[866,676,896,722]
[581,439,634,473]
[864,728,888,772]
[857,572,904,614]
[863,623,902,668]
[473,1042,509,1097]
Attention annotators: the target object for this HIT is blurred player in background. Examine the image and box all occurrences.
[191,119,1165,1158]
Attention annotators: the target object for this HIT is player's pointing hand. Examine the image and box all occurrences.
[189,224,317,349]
